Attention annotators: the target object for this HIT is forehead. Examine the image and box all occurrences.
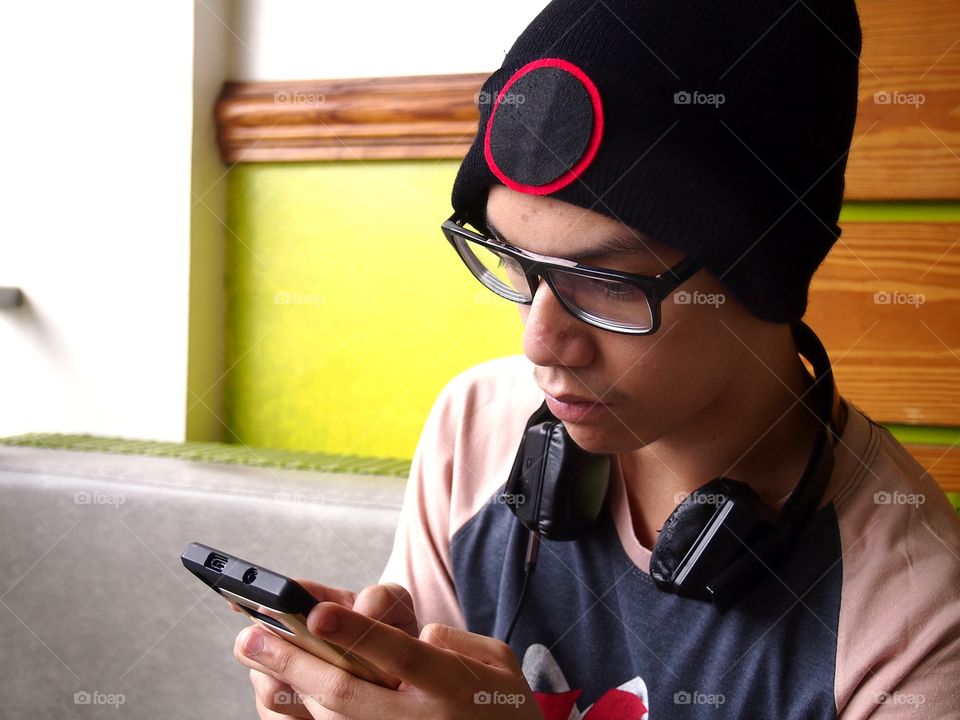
[484,184,681,264]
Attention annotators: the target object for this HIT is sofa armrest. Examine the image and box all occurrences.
[0,445,404,719]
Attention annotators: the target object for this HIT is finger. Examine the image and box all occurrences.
[236,629,305,690]
[254,692,308,720]
[351,584,418,636]
[419,623,518,672]
[235,625,406,719]
[292,579,357,608]
[249,669,313,719]
[306,603,459,693]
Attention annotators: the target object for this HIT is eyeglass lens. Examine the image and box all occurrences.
[454,235,655,331]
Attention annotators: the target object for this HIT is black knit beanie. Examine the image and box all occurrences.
[451,0,862,323]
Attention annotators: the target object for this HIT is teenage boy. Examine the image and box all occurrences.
[235,1,960,718]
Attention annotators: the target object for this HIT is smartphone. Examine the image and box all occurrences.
[181,542,401,689]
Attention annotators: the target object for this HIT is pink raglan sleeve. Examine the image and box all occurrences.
[834,424,960,719]
[378,356,542,633]
[377,372,469,631]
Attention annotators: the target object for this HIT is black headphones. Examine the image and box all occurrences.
[500,321,843,630]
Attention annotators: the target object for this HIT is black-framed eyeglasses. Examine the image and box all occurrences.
[441,213,701,335]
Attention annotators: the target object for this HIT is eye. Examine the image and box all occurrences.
[589,278,643,301]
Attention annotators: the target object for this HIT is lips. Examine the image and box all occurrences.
[540,382,609,403]
[544,390,600,404]
[541,388,611,423]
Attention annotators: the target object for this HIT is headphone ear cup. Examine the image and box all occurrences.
[502,423,544,533]
[504,419,610,541]
[537,423,610,540]
[650,478,771,596]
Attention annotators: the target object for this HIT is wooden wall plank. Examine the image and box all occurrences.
[846,0,960,199]
[904,443,960,495]
[215,1,960,199]
[216,74,485,162]
[211,3,960,492]
[806,222,960,426]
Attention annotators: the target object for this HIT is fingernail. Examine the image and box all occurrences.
[243,628,264,657]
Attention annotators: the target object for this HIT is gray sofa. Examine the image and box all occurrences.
[0,444,405,719]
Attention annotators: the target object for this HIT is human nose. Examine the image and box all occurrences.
[520,278,595,369]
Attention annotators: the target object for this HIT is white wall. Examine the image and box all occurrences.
[0,0,551,442]
[187,0,232,442]
[0,2,195,441]
[230,0,551,80]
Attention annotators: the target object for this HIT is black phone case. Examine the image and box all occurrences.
[181,541,317,614]
[181,541,402,689]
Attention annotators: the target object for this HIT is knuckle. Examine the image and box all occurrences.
[359,583,412,626]
[384,581,413,603]
[260,689,287,713]
[353,584,386,617]
[318,670,357,708]
[267,692,301,714]
[419,622,445,646]
[353,583,418,632]
[369,583,393,608]
[390,584,417,616]
[270,644,296,677]
[487,638,521,672]
[493,638,517,665]
[249,667,266,684]
[390,638,423,677]
[250,671,289,712]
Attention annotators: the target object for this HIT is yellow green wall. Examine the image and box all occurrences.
[224,161,522,459]
[223,162,960,473]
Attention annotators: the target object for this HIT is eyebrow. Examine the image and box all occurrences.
[483,211,657,265]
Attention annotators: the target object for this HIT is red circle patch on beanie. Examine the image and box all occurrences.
[483,58,603,196]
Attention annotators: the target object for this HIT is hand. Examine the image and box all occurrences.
[239,580,418,718]
[234,601,542,719]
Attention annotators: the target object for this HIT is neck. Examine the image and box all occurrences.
[619,327,822,549]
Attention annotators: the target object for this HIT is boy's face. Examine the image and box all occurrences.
[484,184,763,454]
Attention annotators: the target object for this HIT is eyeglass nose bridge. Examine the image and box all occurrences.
[519,264,578,322]
[513,256,559,305]
[520,266,545,301]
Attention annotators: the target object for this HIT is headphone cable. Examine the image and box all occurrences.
[501,530,540,645]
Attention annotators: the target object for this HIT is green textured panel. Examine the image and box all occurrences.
[842,200,960,455]
[222,169,960,461]
[225,161,522,460]
[0,433,410,477]
[947,493,960,518]
[883,424,960,446]
[839,201,960,222]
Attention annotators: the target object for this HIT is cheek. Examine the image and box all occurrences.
[609,341,701,419]
[578,322,736,451]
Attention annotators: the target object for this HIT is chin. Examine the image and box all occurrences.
[563,423,646,455]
